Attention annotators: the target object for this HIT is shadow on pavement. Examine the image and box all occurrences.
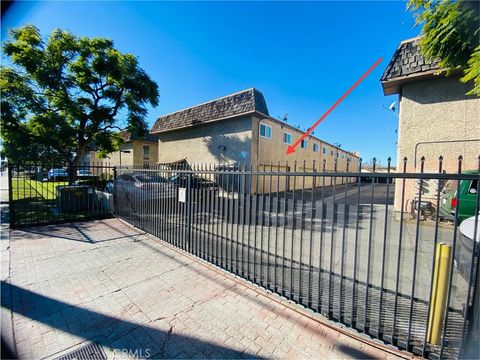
[1,281,261,359]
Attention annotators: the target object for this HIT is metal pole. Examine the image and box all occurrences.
[7,164,14,228]
[112,166,117,216]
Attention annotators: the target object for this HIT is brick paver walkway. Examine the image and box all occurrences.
[2,219,413,359]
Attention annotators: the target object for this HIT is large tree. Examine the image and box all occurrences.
[1,25,159,170]
[408,0,480,95]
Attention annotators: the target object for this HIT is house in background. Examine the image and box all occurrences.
[150,88,360,191]
[85,130,159,168]
[381,37,480,213]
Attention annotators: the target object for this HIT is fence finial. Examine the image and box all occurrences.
[420,156,425,173]
[387,157,391,172]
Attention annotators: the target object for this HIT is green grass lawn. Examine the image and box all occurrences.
[10,178,110,226]
[11,178,68,201]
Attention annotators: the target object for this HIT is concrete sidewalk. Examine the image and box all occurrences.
[2,218,413,359]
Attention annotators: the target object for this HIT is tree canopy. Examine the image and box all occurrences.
[1,25,159,165]
[408,0,480,95]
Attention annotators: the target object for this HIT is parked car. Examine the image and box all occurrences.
[439,170,479,223]
[168,174,218,190]
[455,213,479,282]
[115,173,171,197]
[47,168,68,181]
[76,169,94,178]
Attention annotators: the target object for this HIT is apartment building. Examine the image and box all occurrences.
[85,130,159,168]
[150,88,360,191]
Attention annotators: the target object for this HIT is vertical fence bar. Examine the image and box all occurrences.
[378,157,392,336]
[275,161,281,292]
[267,162,273,290]
[201,163,207,260]
[318,159,326,314]
[235,163,242,275]
[440,156,463,358]
[282,161,289,297]
[247,163,253,280]
[228,165,234,271]
[307,160,316,307]
[290,161,297,300]
[7,164,14,228]
[299,160,306,304]
[339,160,349,322]
[392,157,408,345]
[364,157,376,331]
[351,158,362,326]
[240,163,246,277]
[253,162,259,283]
[207,164,213,262]
[461,157,480,357]
[407,157,425,350]
[329,158,338,317]
[260,164,266,286]
[422,156,444,355]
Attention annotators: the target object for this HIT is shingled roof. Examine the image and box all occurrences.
[381,37,441,95]
[151,88,269,134]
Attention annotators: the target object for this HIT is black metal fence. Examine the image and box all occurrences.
[7,163,114,227]
[115,157,479,359]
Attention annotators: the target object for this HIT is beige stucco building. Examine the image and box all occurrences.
[150,88,360,192]
[381,37,480,212]
[85,131,159,168]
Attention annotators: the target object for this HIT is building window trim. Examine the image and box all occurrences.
[322,147,327,155]
[142,144,150,160]
[313,143,319,152]
[259,123,272,139]
[300,139,307,149]
[283,132,292,145]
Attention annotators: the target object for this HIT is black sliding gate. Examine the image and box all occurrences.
[114,158,480,359]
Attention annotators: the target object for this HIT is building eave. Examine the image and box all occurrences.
[381,69,449,95]
[150,110,268,134]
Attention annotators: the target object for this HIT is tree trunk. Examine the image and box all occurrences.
[67,160,76,185]
[68,141,89,184]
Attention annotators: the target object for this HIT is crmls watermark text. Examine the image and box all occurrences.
[112,348,151,358]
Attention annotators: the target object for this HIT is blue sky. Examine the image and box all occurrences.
[2,1,419,164]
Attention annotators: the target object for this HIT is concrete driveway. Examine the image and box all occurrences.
[1,219,411,359]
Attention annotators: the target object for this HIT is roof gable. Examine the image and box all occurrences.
[151,88,269,133]
[381,37,441,95]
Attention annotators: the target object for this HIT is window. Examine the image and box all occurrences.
[341,154,345,159]
[322,147,326,155]
[313,143,319,152]
[283,132,292,144]
[301,139,307,149]
[259,123,272,139]
[330,150,334,156]
[143,145,150,160]
[469,179,478,194]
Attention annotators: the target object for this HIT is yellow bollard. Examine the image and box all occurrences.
[427,243,452,345]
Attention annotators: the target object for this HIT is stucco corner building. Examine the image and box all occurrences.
[381,37,480,212]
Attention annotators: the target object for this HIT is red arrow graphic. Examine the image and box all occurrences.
[286,57,383,155]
